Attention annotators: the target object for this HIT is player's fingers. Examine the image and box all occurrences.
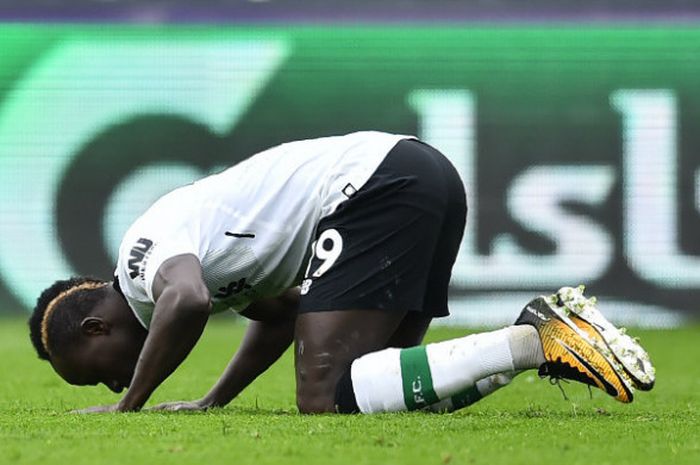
[149,401,202,411]
[148,402,179,411]
[69,405,115,414]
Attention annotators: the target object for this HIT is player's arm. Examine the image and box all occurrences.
[151,288,298,411]
[202,288,299,408]
[116,254,212,412]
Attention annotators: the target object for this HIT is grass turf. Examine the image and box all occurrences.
[0,316,698,465]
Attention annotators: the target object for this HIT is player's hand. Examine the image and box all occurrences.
[70,403,121,414]
[148,399,211,412]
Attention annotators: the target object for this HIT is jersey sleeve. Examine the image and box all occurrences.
[117,222,201,306]
[142,231,201,303]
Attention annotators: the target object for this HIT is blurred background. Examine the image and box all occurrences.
[0,0,699,328]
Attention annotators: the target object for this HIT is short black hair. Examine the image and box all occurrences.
[28,276,109,361]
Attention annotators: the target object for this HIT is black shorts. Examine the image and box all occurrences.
[297,139,467,317]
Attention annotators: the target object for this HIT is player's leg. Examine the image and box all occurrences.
[295,306,544,414]
[343,323,543,413]
[381,313,522,413]
[383,286,521,412]
[424,371,521,413]
[294,309,407,413]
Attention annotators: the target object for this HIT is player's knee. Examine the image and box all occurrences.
[296,384,336,414]
[296,365,359,414]
[296,362,347,413]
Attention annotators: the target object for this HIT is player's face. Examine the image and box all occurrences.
[51,294,147,393]
[52,330,142,393]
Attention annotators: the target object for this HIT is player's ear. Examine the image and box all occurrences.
[80,317,110,336]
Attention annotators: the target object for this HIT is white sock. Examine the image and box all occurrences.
[350,325,543,413]
[426,371,520,413]
[508,325,545,370]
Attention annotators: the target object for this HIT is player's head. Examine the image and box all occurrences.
[28,277,148,393]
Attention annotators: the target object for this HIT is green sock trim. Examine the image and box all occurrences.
[449,385,483,410]
[400,346,439,410]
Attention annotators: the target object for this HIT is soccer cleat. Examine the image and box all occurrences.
[555,286,655,392]
[515,286,655,403]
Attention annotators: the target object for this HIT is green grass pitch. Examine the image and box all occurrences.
[1,316,698,465]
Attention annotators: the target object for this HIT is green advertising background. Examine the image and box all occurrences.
[0,25,699,326]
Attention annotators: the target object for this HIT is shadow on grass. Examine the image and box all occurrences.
[146,406,300,417]
[453,404,674,422]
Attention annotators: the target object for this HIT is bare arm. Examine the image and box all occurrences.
[116,254,211,412]
[152,288,299,411]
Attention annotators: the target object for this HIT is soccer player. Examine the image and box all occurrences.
[28,132,655,414]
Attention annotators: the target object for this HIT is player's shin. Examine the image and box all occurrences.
[336,326,544,414]
[425,371,520,413]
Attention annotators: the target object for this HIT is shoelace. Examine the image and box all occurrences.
[549,377,570,401]
[539,359,601,399]
[546,374,594,401]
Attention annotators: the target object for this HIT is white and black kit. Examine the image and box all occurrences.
[113,132,466,327]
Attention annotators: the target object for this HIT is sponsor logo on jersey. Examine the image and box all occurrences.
[214,277,252,299]
[128,238,154,280]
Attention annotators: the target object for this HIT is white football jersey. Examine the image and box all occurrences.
[114,131,413,328]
